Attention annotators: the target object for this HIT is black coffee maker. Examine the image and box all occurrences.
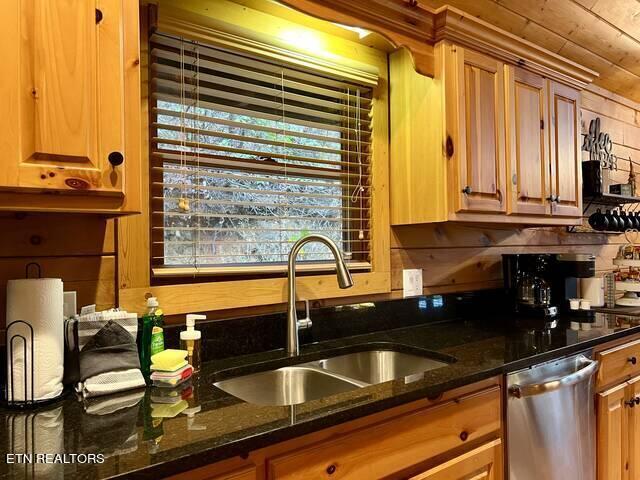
[503,253,597,317]
[503,254,557,317]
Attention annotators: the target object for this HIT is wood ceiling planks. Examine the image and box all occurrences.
[421,0,640,102]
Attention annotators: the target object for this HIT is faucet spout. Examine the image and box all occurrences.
[286,234,353,356]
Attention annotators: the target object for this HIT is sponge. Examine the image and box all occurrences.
[151,400,188,418]
[150,349,188,372]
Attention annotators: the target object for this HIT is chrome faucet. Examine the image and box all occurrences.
[286,234,353,356]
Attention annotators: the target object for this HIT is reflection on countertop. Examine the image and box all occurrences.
[2,292,640,479]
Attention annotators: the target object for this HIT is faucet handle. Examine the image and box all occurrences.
[297,299,312,330]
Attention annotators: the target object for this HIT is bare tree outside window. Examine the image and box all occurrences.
[150,34,372,272]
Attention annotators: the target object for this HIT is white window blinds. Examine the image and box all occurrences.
[149,33,375,276]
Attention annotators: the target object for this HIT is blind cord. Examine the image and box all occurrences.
[280,70,287,261]
[349,89,365,241]
[194,44,201,274]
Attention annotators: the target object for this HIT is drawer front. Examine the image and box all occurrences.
[597,339,640,389]
[268,387,501,480]
[167,464,256,480]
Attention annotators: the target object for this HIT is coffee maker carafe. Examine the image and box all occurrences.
[503,254,558,317]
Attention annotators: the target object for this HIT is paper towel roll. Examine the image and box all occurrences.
[6,278,64,402]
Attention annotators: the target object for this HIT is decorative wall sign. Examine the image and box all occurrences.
[582,117,616,170]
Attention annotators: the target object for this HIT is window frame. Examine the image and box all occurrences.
[117,2,391,317]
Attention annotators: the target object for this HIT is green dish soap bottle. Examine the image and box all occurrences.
[140,296,164,379]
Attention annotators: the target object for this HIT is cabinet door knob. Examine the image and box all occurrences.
[626,397,640,408]
[95,8,103,24]
[462,186,472,195]
[446,135,454,158]
[629,356,637,365]
[108,151,124,167]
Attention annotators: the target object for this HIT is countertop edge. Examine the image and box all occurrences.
[106,323,640,479]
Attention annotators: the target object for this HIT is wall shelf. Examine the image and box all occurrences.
[584,193,640,206]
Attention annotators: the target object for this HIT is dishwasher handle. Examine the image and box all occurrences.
[509,356,599,399]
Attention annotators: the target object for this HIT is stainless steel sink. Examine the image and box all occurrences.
[317,350,449,384]
[214,346,454,406]
[213,366,362,406]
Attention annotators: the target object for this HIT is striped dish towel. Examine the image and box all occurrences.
[77,309,138,351]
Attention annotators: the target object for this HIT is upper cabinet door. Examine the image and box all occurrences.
[505,67,551,216]
[448,47,507,214]
[549,81,582,218]
[1,0,127,196]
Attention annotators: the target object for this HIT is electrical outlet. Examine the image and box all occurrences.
[403,269,423,298]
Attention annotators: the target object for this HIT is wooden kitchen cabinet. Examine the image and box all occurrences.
[389,40,587,227]
[628,376,640,480]
[596,336,640,480]
[408,439,503,480]
[548,80,582,218]
[172,379,503,480]
[505,66,550,217]
[268,386,501,479]
[597,382,629,480]
[447,47,507,215]
[0,0,141,214]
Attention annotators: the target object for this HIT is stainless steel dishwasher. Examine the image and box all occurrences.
[507,351,599,480]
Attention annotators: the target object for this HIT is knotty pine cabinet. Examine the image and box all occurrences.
[389,43,582,226]
[407,439,503,480]
[596,339,640,480]
[0,0,141,214]
[169,380,503,480]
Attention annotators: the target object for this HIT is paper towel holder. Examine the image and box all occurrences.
[3,262,65,408]
[4,319,64,409]
[5,320,35,408]
[25,262,41,279]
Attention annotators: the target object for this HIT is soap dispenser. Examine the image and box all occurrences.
[180,314,204,373]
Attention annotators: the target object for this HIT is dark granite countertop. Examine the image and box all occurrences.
[3,292,640,479]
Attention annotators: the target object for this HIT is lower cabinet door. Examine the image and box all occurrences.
[597,382,629,480]
[627,376,640,480]
[407,439,503,480]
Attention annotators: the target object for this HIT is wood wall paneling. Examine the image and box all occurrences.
[3,2,640,328]
[419,0,640,103]
[0,214,116,332]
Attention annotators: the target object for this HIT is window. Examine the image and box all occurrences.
[149,33,374,275]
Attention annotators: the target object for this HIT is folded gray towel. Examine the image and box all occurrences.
[77,321,145,398]
[79,321,140,381]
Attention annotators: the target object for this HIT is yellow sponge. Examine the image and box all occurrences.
[150,349,188,372]
[151,400,188,418]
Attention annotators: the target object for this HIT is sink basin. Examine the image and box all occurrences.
[214,344,455,406]
[317,349,449,384]
[213,366,362,406]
